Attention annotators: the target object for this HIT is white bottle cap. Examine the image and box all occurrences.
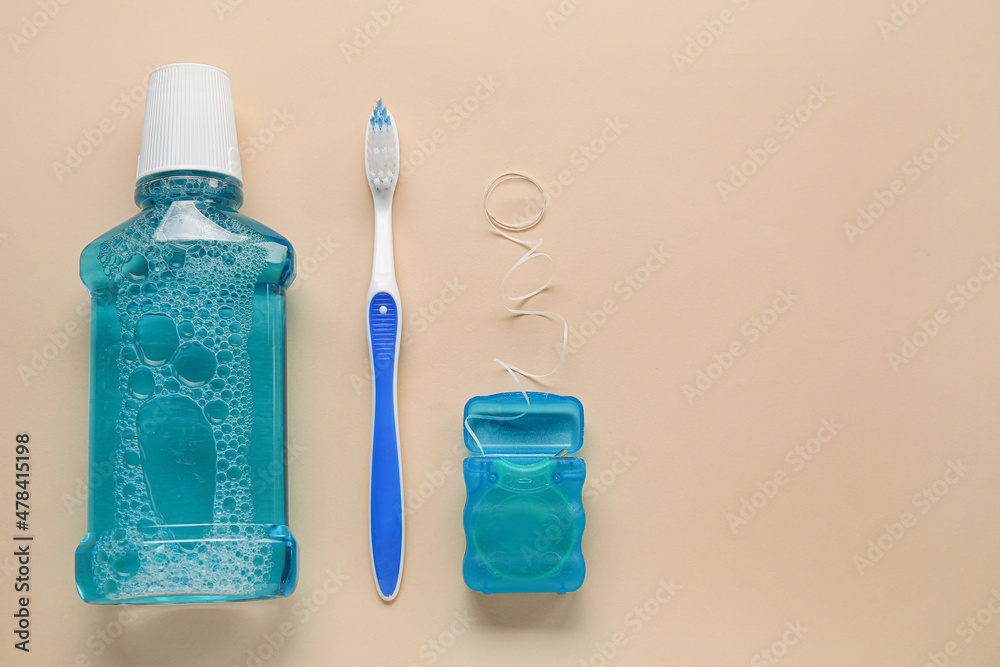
[136,63,243,185]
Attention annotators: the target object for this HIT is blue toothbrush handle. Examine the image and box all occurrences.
[368,291,404,600]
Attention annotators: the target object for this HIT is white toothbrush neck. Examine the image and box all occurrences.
[369,201,398,296]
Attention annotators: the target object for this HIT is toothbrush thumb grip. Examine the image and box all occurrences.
[369,292,403,599]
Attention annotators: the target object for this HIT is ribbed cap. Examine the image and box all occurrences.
[136,63,243,184]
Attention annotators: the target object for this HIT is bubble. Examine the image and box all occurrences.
[123,450,140,468]
[204,400,229,425]
[135,314,178,366]
[128,367,156,399]
[219,306,235,319]
[123,254,148,281]
[178,320,195,338]
[173,342,217,387]
[137,518,158,538]
[114,552,141,578]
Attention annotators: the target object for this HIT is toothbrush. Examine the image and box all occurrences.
[365,99,404,601]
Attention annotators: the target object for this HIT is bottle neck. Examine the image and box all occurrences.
[134,170,244,210]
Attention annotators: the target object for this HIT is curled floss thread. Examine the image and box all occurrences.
[465,172,570,456]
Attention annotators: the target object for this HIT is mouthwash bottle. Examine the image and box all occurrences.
[75,63,298,603]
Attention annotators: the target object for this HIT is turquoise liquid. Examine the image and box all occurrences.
[75,172,298,603]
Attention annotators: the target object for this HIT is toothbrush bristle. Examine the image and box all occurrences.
[366,99,398,193]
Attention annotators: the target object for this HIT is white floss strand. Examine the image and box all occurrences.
[465,171,569,457]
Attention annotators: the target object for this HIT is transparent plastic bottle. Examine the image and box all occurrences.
[75,64,298,603]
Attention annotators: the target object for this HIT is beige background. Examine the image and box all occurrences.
[2,0,1000,665]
